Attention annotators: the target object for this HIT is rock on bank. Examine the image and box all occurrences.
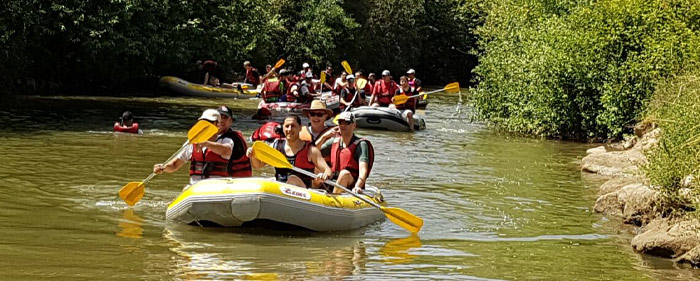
[581,125,700,267]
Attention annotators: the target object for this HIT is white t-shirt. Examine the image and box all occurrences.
[177,134,234,184]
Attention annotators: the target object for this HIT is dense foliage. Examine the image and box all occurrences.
[0,0,479,94]
[471,0,700,139]
[643,69,700,215]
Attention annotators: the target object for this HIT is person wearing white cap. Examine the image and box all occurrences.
[406,68,422,92]
[369,70,399,107]
[153,108,250,185]
[319,112,374,194]
[339,74,365,111]
[247,114,332,189]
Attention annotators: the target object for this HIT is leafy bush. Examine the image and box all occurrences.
[644,69,700,215]
[471,0,700,139]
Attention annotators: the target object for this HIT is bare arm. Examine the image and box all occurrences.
[310,146,332,186]
[154,158,185,174]
[199,140,232,159]
[354,161,369,191]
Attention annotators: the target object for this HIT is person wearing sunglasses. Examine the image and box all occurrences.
[319,112,374,194]
[369,70,399,108]
[300,100,334,145]
[248,114,332,189]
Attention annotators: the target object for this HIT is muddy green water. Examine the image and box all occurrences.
[0,95,697,280]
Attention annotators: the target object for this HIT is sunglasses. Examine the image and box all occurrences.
[221,115,230,120]
[308,112,326,117]
[338,120,353,125]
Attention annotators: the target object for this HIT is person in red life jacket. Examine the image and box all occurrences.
[367,73,377,86]
[247,115,332,188]
[114,111,140,134]
[251,121,284,143]
[153,107,251,185]
[286,72,316,103]
[339,75,366,111]
[369,70,399,107]
[197,60,221,85]
[243,61,261,86]
[260,72,284,102]
[319,112,374,194]
[354,71,373,99]
[321,64,335,92]
[406,69,422,92]
[300,100,334,145]
[333,71,349,96]
[392,75,419,131]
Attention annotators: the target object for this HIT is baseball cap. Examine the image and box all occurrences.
[346,74,355,80]
[381,70,390,76]
[217,105,236,121]
[121,111,133,121]
[302,62,310,68]
[337,112,354,123]
[407,69,416,74]
[199,109,221,123]
[305,72,313,78]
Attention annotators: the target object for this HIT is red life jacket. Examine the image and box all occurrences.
[189,130,252,178]
[262,77,282,102]
[252,121,283,141]
[273,139,315,186]
[246,69,260,86]
[285,82,299,102]
[340,88,363,110]
[114,122,139,134]
[372,80,398,106]
[330,136,374,188]
[395,87,418,112]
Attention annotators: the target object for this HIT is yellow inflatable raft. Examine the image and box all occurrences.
[166,177,386,231]
[159,76,258,98]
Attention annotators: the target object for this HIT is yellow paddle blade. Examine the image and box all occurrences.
[393,94,410,105]
[252,141,293,169]
[444,82,460,93]
[341,60,352,74]
[422,91,428,100]
[187,120,218,143]
[320,71,327,85]
[274,59,285,69]
[119,182,145,206]
[382,207,424,233]
[357,78,368,90]
[332,114,340,125]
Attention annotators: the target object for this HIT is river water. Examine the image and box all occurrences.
[0,94,697,280]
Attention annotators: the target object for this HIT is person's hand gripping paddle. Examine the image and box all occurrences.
[393,82,460,106]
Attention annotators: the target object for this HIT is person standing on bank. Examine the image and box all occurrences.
[153,107,252,185]
[319,112,374,194]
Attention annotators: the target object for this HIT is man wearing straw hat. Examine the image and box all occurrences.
[300,100,335,145]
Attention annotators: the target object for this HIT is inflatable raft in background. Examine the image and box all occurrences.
[258,92,340,115]
[166,177,386,231]
[160,76,258,98]
[351,106,426,132]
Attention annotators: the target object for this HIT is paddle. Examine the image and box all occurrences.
[261,59,286,80]
[118,120,218,206]
[341,60,353,75]
[393,82,460,106]
[251,141,424,233]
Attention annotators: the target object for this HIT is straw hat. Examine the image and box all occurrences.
[302,100,333,120]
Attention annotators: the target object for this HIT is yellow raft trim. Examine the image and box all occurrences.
[167,178,384,211]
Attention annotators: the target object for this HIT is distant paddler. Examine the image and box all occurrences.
[392,76,419,131]
[113,111,141,134]
[369,70,399,108]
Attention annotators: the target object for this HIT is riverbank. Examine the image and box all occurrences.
[582,123,700,267]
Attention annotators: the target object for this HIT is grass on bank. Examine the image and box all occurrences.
[644,69,700,217]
